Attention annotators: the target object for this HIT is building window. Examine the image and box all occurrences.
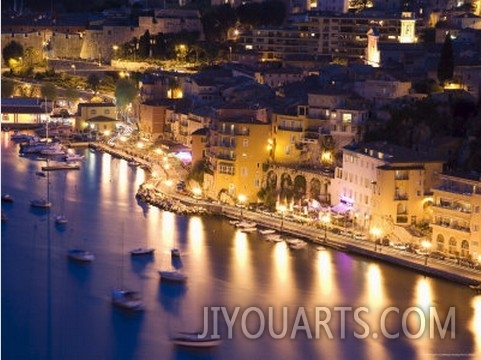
[243,139,248,147]
[91,110,97,115]
[342,113,352,123]
[105,110,110,115]
[241,167,248,177]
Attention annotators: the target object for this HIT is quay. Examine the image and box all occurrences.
[91,141,481,288]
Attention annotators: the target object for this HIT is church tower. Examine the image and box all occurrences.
[399,12,416,44]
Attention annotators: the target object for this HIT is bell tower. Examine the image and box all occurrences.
[365,27,380,68]
[400,12,416,44]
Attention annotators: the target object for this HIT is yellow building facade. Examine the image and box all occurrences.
[431,174,481,260]
[206,118,271,204]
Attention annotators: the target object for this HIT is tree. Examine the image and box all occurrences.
[437,34,454,85]
[87,74,101,91]
[40,83,58,101]
[65,88,80,106]
[1,79,15,98]
[115,78,137,108]
[2,41,24,66]
[138,30,151,59]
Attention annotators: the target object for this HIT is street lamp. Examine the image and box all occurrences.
[422,240,432,265]
[320,213,330,243]
[238,194,246,220]
[371,227,381,252]
[193,187,202,203]
[71,64,76,75]
[278,204,287,233]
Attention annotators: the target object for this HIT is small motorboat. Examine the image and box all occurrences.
[1,211,8,223]
[171,248,181,257]
[469,284,481,294]
[55,215,68,225]
[130,247,155,256]
[159,270,187,282]
[111,289,144,311]
[67,249,95,262]
[265,234,283,242]
[235,221,256,228]
[241,227,257,233]
[30,198,52,209]
[259,229,276,235]
[1,194,14,203]
[285,238,307,250]
[65,154,85,162]
[171,332,222,348]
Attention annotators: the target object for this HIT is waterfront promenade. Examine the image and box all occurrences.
[91,141,481,288]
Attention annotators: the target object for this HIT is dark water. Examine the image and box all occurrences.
[2,132,480,360]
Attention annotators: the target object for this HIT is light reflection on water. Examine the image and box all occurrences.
[1,132,480,360]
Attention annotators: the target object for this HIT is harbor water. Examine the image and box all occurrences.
[1,132,480,360]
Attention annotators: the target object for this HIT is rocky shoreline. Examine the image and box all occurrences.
[136,184,209,216]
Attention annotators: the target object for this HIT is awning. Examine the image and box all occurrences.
[331,203,351,214]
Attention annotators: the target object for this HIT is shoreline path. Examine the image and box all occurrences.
[91,142,481,289]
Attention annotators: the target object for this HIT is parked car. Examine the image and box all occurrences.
[341,229,353,237]
[330,227,341,235]
[429,251,446,260]
[353,232,368,241]
[381,237,390,246]
[391,242,407,251]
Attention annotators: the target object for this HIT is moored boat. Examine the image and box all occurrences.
[67,249,95,262]
[1,194,14,203]
[111,289,144,311]
[159,270,187,282]
[130,247,155,256]
[259,228,276,235]
[64,153,85,162]
[55,215,68,225]
[171,248,181,257]
[30,198,52,209]
[171,332,222,348]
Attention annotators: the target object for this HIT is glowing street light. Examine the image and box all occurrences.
[371,227,382,251]
[71,64,76,75]
[278,204,287,233]
[422,240,432,265]
[238,194,246,220]
[192,187,202,202]
[320,213,330,243]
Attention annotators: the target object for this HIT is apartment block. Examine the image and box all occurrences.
[205,116,271,203]
[431,174,481,259]
[331,141,444,235]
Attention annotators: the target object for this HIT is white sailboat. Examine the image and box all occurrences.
[31,159,52,209]
[112,225,144,311]
[170,332,222,348]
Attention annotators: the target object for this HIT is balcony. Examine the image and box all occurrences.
[219,140,236,148]
[394,194,409,201]
[435,185,473,197]
[218,128,250,136]
[278,125,303,132]
[433,201,471,214]
[217,153,236,161]
[432,221,471,233]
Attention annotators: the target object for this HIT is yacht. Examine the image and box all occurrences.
[30,198,52,209]
[55,215,68,225]
[171,248,181,257]
[67,249,95,262]
[171,332,222,348]
[111,289,144,311]
[1,194,14,203]
[159,270,187,283]
[130,247,155,256]
[65,153,85,162]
